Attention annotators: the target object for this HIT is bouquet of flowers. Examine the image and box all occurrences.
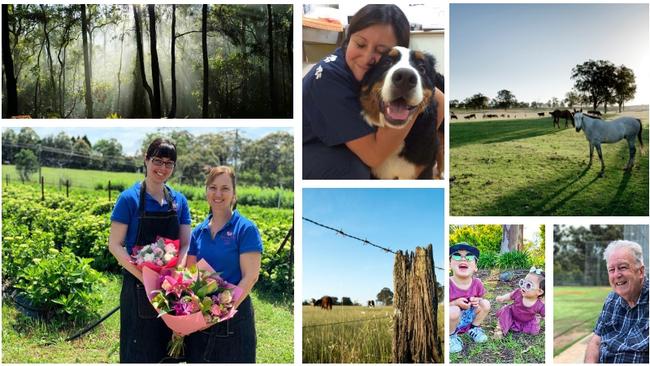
[131,237,179,271]
[142,259,243,357]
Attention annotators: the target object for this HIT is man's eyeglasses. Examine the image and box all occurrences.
[150,157,175,169]
[451,252,476,262]
[519,279,538,291]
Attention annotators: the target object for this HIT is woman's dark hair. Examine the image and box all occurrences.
[145,138,177,162]
[343,5,410,49]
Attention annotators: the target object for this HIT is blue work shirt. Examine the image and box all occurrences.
[594,277,649,363]
[188,210,263,285]
[110,181,192,254]
[303,47,375,179]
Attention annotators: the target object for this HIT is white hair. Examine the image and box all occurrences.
[603,240,645,267]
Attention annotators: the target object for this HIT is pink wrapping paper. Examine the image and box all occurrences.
[142,259,243,336]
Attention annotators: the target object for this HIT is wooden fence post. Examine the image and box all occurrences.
[66,179,70,198]
[40,176,45,201]
[392,244,442,363]
[108,180,111,201]
[5,173,8,186]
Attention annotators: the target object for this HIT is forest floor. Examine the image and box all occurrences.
[1,273,294,363]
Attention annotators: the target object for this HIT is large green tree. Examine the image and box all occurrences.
[15,149,39,181]
[613,65,636,113]
[571,60,617,112]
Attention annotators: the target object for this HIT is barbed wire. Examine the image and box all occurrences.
[302,314,393,328]
[302,216,445,272]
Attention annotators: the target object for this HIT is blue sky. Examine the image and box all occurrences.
[451,3,649,105]
[3,127,292,155]
[302,188,445,304]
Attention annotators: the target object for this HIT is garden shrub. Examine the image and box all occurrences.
[64,215,118,272]
[2,226,54,282]
[449,225,502,255]
[477,251,499,269]
[498,250,532,269]
[14,247,105,322]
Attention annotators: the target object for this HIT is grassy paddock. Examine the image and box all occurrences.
[450,270,545,364]
[553,286,610,356]
[450,110,649,215]
[1,274,293,363]
[302,304,444,363]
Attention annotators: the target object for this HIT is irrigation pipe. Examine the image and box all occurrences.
[65,305,120,342]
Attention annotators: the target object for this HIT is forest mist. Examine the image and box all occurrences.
[2,4,293,119]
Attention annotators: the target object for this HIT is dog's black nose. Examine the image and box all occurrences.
[391,68,417,93]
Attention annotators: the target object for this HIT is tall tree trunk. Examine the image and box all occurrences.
[267,5,276,116]
[81,4,94,117]
[40,5,57,113]
[116,21,126,114]
[501,225,524,253]
[2,4,18,117]
[202,4,209,118]
[133,5,153,115]
[168,4,177,118]
[147,5,161,118]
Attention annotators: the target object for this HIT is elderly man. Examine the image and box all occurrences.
[585,240,649,363]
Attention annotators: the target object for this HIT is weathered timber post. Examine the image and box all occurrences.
[392,244,442,363]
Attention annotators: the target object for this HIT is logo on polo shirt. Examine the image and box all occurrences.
[226,231,233,237]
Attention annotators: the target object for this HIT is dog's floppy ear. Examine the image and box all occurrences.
[422,53,445,92]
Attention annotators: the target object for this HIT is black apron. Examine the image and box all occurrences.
[120,182,180,363]
[185,296,256,363]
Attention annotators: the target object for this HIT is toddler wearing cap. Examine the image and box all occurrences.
[449,242,491,354]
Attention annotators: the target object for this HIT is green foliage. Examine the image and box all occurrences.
[14,149,39,181]
[65,215,118,272]
[497,250,532,270]
[14,247,105,322]
[477,251,499,269]
[449,225,502,255]
[2,225,54,281]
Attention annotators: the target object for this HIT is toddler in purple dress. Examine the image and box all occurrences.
[495,267,545,338]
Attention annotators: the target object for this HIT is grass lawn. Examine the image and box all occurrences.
[2,274,293,363]
[2,164,141,190]
[553,286,610,356]
[450,270,545,364]
[450,111,649,216]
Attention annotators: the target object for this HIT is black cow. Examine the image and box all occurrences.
[367,300,375,308]
[538,112,545,117]
[464,113,476,119]
[587,110,602,116]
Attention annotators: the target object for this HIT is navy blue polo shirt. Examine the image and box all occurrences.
[110,181,192,254]
[188,210,263,285]
[303,47,375,179]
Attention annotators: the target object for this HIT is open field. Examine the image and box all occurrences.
[450,109,649,215]
[553,286,610,356]
[2,275,293,363]
[302,304,444,363]
[450,270,545,364]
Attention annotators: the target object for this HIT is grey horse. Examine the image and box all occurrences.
[573,112,644,177]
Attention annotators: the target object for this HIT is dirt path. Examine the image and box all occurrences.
[553,333,592,363]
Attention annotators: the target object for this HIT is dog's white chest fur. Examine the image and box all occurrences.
[371,143,418,179]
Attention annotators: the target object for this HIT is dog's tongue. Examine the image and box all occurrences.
[386,99,409,120]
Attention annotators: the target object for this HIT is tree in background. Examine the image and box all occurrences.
[494,89,516,109]
[80,4,93,118]
[463,93,489,110]
[501,225,523,253]
[613,65,636,113]
[341,297,353,306]
[15,149,39,181]
[2,4,18,117]
[571,59,618,112]
[376,287,394,306]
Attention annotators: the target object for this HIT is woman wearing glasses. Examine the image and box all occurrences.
[108,138,192,362]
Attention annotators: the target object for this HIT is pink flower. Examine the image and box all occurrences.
[210,304,224,317]
[218,290,233,305]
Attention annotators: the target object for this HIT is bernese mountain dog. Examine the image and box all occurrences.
[360,46,442,179]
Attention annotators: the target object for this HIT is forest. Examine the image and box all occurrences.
[2,4,293,119]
